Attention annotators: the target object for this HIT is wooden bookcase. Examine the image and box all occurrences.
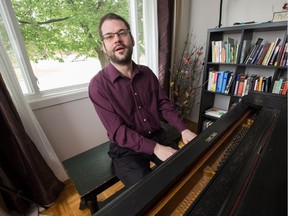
[198,21,287,134]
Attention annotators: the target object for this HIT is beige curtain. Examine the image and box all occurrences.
[170,1,182,78]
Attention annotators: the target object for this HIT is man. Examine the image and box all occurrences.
[89,13,197,187]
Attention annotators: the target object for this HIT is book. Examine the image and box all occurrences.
[227,37,235,63]
[268,45,280,65]
[212,71,218,92]
[267,38,282,64]
[272,80,279,93]
[251,44,264,64]
[237,75,247,96]
[273,45,283,66]
[224,72,235,94]
[279,43,288,66]
[244,38,263,64]
[241,78,248,96]
[261,42,275,65]
[205,107,228,118]
[233,74,241,96]
[256,42,271,65]
[275,78,284,94]
[221,71,230,93]
[244,76,251,95]
[239,40,251,64]
[262,38,281,65]
[216,71,225,92]
[281,81,288,95]
[207,71,215,91]
[265,76,272,92]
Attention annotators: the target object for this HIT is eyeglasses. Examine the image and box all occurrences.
[101,29,130,41]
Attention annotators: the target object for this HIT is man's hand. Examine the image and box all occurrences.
[181,129,197,144]
[154,143,177,161]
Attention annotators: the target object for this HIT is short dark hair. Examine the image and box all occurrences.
[98,13,131,39]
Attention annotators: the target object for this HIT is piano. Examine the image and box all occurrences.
[94,92,287,216]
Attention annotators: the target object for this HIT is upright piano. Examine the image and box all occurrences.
[95,92,287,216]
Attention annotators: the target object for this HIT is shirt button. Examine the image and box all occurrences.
[148,131,151,134]
[134,92,137,95]
[138,106,141,109]
[143,118,147,122]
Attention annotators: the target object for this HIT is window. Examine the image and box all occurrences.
[0,0,157,102]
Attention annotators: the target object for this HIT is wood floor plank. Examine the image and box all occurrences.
[40,180,124,216]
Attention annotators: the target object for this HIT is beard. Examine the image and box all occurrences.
[108,44,133,65]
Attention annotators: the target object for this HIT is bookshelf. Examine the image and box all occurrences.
[198,21,287,134]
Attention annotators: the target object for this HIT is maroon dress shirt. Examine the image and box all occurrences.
[89,62,187,155]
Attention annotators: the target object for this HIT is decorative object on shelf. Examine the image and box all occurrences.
[272,11,288,22]
[272,3,288,22]
[170,34,205,119]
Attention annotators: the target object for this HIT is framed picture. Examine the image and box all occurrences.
[272,11,288,22]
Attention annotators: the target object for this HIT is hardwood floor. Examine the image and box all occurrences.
[40,180,124,216]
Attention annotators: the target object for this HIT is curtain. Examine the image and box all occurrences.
[157,0,174,96]
[170,1,182,77]
[0,0,67,182]
[0,72,64,213]
[143,1,158,77]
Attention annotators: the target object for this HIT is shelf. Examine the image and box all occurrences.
[198,21,288,134]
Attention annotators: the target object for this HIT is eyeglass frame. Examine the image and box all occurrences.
[101,29,131,42]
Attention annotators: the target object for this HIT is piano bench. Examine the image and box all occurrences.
[62,122,181,215]
[63,141,122,215]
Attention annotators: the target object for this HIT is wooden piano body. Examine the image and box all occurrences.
[95,92,287,216]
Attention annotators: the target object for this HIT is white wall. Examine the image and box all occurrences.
[32,0,285,163]
[33,96,108,161]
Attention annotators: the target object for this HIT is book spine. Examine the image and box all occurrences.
[262,42,275,65]
[251,45,264,64]
[221,71,229,93]
[207,71,214,91]
[224,72,234,94]
[216,71,224,92]
[239,40,250,64]
[256,43,271,65]
[237,75,247,96]
[233,74,241,96]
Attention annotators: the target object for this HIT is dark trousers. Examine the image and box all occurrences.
[108,128,179,187]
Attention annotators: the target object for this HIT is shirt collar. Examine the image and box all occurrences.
[107,61,141,83]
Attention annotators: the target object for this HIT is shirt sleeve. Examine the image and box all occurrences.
[89,75,156,155]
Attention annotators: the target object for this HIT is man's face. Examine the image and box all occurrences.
[101,19,134,65]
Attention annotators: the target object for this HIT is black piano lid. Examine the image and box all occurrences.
[186,101,287,216]
[94,92,287,216]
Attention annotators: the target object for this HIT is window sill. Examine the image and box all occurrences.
[28,86,89,110]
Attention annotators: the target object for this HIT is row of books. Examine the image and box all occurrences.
[241,37,288,66]
[211,38,239,64]
[272,78,288,95]
[233,74,272,97]
[207,71,235,94]
[207,71,287,96]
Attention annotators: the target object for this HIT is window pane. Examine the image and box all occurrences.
[30,55,101,91]
[0,12,29,94]
[136,0,145,65]
[11,0,132,92]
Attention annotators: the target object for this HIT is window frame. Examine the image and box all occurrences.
[0,0,158,109]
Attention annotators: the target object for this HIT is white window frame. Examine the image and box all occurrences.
[0,0,158,109]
